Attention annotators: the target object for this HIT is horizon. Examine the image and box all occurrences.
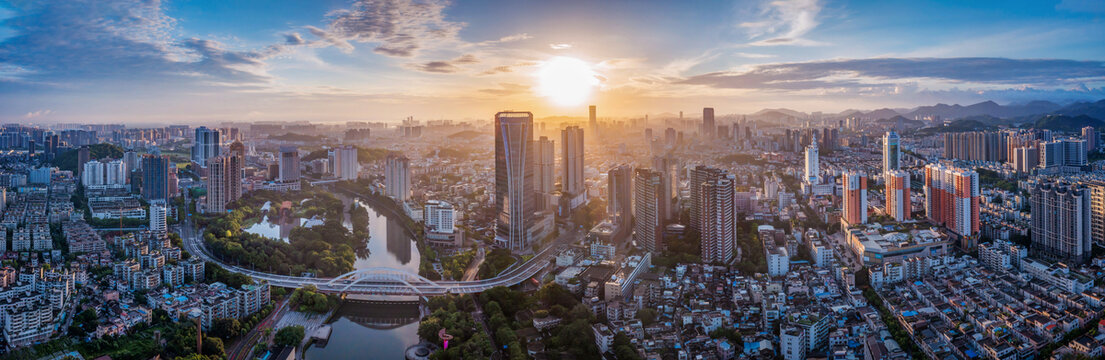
[1,0,1104,124]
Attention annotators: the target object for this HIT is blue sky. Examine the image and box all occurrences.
[0,0,1103,124]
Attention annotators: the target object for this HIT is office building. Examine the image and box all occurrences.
[535,136,555,198]
[329,145,359,181]
[494,111,537,251]
[883,131,900,174]
[607,164,633,231]
[700,175,735,263]
[702,107,715,138]
[689,166,726,233]
[141,154,171,201]
[885,170,911,222]
[561,126,584,196]
[1031,181,1092,265]
[634,168,664,254]
[923,163,980,242]
[842,171,867,226]
[192,126,220,167]
[277,145,300,182]
[385,154,411,202]
[804,137,819,184]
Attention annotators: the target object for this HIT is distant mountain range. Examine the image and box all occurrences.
[741,99,1105,124]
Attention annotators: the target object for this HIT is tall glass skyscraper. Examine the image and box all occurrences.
[883,130,900,174]
[141,154,170,201]
[495,111,536,251]
[192,126,220,167]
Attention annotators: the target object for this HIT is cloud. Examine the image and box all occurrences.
[404,54,479,73]
[478,83,530,96]
[678,57,1105,90]
[0,0,276,88]
[740,0,825,46]
[549,43,572,50]
[479,61,537,75]
[283,33,306,45]
[24,110,52,119]
[308,0,464,57]
[1056,0,1105,13]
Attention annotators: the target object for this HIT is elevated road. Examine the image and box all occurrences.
[181,214,581,297]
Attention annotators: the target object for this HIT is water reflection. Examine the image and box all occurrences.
[243,215,299,242]
[304,301,421,359]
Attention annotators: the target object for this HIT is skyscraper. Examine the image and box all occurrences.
[141,154,171,201]
[77,146,90,177]
[923,163,980,243]
[804,137,819,184]
[588,105,597,136]
[82,161,105,187]
[1031,181,1092,265]
[534,136,555,195]
[1040,139,1087,170]
[842,171,867,226]
[634,168,663,254]
[1084,126,1099,153]
[1082,181,1105,248]
[608,164,633,231]
[495,111,536,251]
[386,154,411,202]
[192,126,220,167]
[700,175,735,263]
[150,203,167,234]
[1013,146,1039,173]
[652,155,675,222]
[885,170,911,221]
[277,145,300,183]
[702,107,715,138]
[329,145,359,181]
[228,141,244,201]
[206,156,230,213]
[561,126,584,196]
[690,166,726,233]
[883,131,900,174]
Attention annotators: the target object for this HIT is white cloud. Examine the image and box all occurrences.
[740,0,825,46]
[549,43,572,50]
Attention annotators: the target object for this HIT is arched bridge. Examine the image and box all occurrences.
[181,218,583,297]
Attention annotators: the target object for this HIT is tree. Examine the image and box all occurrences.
[274,326,305,348]
[612,332,641,360]
[202,336,225,358]
[210,318,242,339]
[635,309,659,326]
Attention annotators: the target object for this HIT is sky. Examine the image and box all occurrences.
[1,0,1104,124]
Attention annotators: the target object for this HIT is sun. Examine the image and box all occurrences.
[535,56,599,107]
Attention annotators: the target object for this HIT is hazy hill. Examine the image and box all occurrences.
[1026,114,1105,132]
[1052,99,1105,120]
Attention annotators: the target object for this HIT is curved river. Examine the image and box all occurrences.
[249,194,423,359]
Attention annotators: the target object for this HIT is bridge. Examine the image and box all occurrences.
[180,211,580,297]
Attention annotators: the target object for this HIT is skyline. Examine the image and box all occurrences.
[2,0,1105,124]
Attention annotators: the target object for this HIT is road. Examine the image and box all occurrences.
[227,297,290,360]
[181,210,584,296]
[461,246,486,282]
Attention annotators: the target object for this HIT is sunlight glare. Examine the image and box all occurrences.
[536,56,599,107]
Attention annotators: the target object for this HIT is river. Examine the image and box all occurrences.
[264,194,423,359]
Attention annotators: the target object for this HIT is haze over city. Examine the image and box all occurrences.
[2,0,1105,123]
